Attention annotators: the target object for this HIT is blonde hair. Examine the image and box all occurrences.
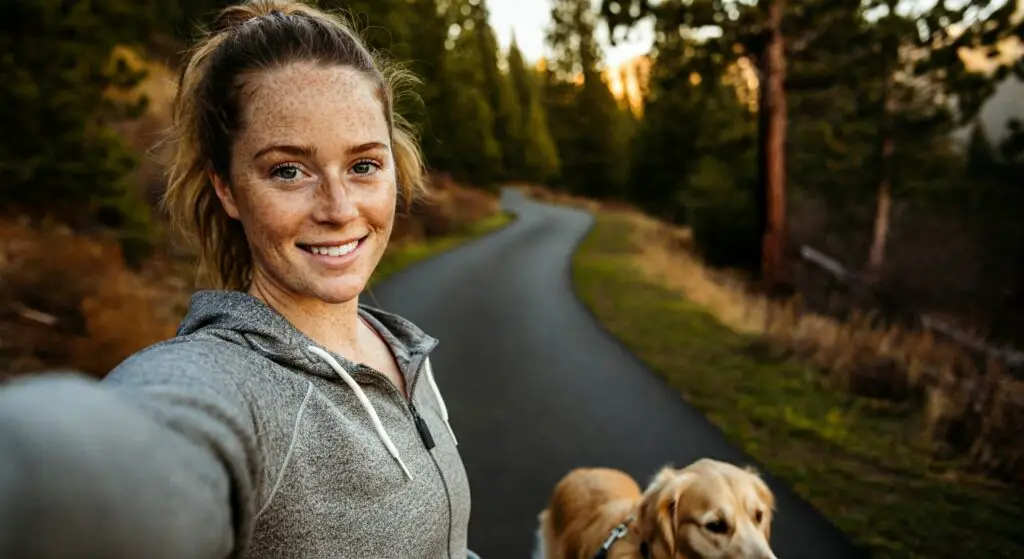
[163,0,428,290]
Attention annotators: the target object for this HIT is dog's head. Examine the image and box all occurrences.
[633,459,777,559]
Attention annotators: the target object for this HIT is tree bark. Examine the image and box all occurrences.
[865,73,896,284]
[761,0,788,292]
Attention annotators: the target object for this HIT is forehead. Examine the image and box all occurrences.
[235,62,388,148]
[677,471,765,513]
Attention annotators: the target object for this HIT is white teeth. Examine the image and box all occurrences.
[310,240,358,256]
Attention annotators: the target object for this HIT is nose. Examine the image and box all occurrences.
[314,174,359,223]
[741,523,778,559]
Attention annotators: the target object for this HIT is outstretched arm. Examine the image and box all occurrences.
[0,366,258,559]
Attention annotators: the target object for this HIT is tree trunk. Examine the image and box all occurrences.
[761,0,788,292]
[865,75,896,284]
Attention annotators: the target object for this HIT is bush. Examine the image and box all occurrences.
[0,221,177,379]
[685,157,761,271]
[0,1,156,257]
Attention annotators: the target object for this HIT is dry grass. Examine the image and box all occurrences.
[571,209,1024,558]
[516,184,605,212]
[628,206,1024,484]
[392,172,502,244]
[626,209,1023,483]
[525,179,1024,487]
[0,220,181,380]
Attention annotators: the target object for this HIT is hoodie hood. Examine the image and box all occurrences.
[177,289,438,386]
[174,289,453,481]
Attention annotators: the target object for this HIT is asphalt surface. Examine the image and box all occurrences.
[366,188,866,559]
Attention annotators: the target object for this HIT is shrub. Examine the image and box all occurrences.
[685,157,761,272]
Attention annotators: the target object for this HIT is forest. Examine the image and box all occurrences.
[1,0,1022,556]
[4,0,1021,339]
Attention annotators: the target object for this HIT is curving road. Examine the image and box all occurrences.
[366,188,865,559]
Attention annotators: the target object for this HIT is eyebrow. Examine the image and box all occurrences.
[253,144,317,161]
[252,141,388,161]
[348,141,389,155]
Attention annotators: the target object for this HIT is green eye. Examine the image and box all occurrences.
[271,165,300,180]
[352,160,380,175]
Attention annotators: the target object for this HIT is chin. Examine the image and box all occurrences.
[306,279,368,305]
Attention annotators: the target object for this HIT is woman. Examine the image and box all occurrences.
[0,1,476,557]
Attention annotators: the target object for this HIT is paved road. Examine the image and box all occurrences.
[367,189,865,559]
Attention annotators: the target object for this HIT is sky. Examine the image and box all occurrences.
[486,0,655,69]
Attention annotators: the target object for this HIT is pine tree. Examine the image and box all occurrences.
[600,0,792,289]
[0,0,155,256]
[508,38,561,184]
[456,0,525,181]
[544,0,630,198]
[444,22,504,187]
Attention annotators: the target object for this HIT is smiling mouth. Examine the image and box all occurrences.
[298,235,367,257]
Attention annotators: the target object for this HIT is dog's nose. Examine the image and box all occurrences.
[741,528,777,559]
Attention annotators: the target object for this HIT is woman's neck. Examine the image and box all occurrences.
[248,274,364,360]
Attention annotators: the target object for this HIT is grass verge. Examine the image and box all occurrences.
[369,210,513,287]
[571,210,1024,559]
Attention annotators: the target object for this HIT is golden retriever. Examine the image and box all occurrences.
[534,458,778,559]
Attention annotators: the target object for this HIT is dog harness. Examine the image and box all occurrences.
[591,515,650,559]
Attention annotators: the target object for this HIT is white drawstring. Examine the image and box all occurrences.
[424,357,458,446]
[307,345,413,481]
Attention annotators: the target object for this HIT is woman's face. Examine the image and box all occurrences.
[213,62,396,306]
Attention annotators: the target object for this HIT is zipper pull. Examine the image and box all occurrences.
[410,404,435,450]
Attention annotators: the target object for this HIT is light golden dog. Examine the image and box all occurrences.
[534,458,778,559]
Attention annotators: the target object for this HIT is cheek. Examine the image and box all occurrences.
[233,186,307,244]
[364,180,397,226]
[689,528,727,557]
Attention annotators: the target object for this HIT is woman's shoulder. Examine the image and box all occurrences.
[102,334,264,394]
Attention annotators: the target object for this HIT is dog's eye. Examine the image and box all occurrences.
[755,510,764,524]
[704,519,729,534]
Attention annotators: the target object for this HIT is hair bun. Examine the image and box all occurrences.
[209,1,297,35]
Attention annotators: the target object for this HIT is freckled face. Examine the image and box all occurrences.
[213,62,395,305]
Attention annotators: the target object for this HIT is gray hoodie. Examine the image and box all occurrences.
[0,289,472,559]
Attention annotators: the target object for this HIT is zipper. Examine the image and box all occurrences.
[353,360,454,559]
[410,400,454,559]
[410,402,436,450]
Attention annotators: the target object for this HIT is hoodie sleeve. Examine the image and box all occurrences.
[0,343,262,559]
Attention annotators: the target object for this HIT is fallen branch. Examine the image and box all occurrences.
[11,303,58,326]
[799,244,1024,371]
[920,314,1024,369]
[799,245,859,284]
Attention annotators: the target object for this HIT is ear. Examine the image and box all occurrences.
[637,470,693,556]
[744,467,775,511]
[636,484,675,555]
[211,171,241,220]
[745,467,776,539]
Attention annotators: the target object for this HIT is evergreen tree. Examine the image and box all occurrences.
[508,38,561,184]
[0,0,155,257]
[545,0,630,198]
[444,22,504,187]
[600,0,791,288]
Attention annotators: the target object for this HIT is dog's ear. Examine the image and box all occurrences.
[744,466,776,540]
[637,470,693,557]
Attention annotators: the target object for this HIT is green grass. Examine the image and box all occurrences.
[369,211,514,287]
[572,211,1024,559]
